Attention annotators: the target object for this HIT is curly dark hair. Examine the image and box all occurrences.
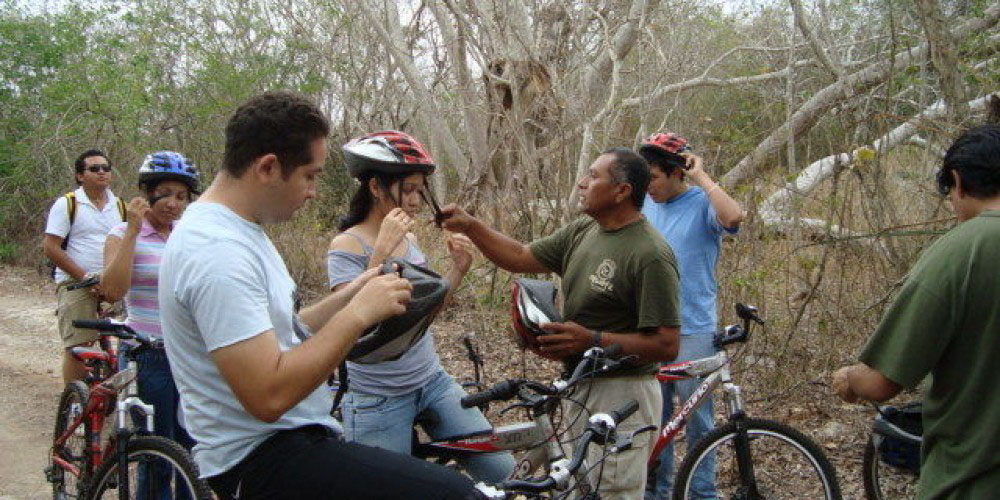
[223,91,331,178]
[936,124,1000,199]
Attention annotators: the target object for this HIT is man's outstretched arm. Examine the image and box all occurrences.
[440,203,550,274]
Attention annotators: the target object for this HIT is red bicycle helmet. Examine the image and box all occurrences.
[640,132,692,156]
[342,130,436,178]
[511,279,562,354]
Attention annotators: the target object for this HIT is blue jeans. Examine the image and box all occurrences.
[341,369,515,483]
[648,334,718,500]
[122,346,196,500]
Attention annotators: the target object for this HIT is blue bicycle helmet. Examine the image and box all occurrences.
[137,151,201,194]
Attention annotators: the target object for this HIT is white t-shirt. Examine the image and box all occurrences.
[44,187,123,282]
[159,202,340,478]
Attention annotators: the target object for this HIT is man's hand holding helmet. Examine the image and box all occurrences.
[535,321,596,360]
[345,272,413,328]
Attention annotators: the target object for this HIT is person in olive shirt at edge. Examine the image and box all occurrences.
[833,124,1000,499]
[441,147,681,498]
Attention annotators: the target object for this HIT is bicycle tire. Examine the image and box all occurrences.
[51,381,92,500]
[862,435,919,500]
[672,417,841,500]
[87,436,212,500]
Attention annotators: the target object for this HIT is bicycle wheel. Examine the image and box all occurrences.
[673,418,841,500]
[87,436,212,500]
[51,381,92,500]
[862,435,919,500]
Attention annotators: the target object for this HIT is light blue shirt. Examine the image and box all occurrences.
[160,202,340,477]
[642,187,737,336]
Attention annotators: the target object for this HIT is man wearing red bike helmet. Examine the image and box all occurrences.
[639,132,743,500]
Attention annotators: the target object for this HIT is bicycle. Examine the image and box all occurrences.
[649,303,842,500]
[861,401,921,500]
[474,397,646,499]
[46,319,212,500]
[413,345,656,498]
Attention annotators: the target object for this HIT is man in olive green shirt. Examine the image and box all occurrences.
[442,147,681,497]
[833,124,1000,499]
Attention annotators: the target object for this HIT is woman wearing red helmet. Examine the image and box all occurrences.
[327,131,514,482]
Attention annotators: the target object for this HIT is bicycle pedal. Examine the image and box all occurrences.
[44,465,62,483]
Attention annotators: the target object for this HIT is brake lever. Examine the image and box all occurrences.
[499,401,534,416]
[610,425,658,453]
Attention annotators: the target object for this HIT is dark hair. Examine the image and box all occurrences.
[602,147,649,209]
[338,171,411,231]
[74,149,107,185]
[223,91,330,178]
[936,124,1000,198]
[638,146,686,175]
[139,177,194,202]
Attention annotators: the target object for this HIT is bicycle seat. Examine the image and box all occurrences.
[70,346,111,364]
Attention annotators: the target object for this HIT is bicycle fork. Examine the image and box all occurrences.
[722,380,761,499]
[113,383,154,500]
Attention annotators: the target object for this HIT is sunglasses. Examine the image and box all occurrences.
[85,164,113,173]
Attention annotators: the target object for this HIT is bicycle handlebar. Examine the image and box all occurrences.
[608,399,639,424]
[72,319,161,349]
[489,399,639,495]
[65,275,100,291]
[459,346,627,409]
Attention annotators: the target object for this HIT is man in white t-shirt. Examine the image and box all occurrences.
[160,91,486,499]
[43,149,124,383]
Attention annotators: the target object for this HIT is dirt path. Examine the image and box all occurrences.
[0,265,65,499]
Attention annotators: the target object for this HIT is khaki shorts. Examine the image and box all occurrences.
[562,375,662,498]
[56,278,100,348]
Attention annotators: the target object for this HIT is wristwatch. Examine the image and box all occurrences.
[591,329,603,348]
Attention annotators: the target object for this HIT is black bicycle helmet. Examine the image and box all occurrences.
[342,130,436,178]
[511,278,562,354]
[347,257,449,364]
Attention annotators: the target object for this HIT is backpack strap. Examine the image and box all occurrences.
[61,192,78,251]
[64,192,77,226]
[116,197,126,222]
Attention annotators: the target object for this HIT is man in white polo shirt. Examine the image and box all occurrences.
[43,149,125,383]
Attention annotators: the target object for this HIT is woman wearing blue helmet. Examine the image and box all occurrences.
[101,151,200,498]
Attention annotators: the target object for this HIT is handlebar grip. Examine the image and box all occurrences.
[460,379,520,408]
[609,399,639,425]
[65,276,100,291]
[72,319,117,331]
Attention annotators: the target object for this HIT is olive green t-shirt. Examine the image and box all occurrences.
[529,216,681,376]
[860,210,1000,500]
